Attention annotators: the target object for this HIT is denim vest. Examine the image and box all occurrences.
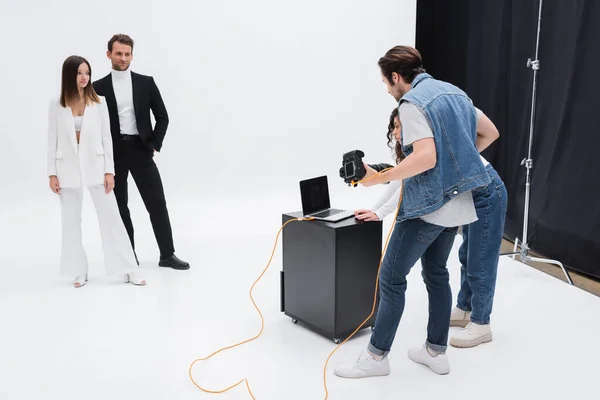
[398,73,491,221]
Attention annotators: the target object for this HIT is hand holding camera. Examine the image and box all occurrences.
[359,163,379,187]
[339,149,392,187]
[339,150,367,186]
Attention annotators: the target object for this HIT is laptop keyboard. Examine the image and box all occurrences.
[311,209,344,218]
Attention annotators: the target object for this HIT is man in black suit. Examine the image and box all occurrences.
[93,33,189,270]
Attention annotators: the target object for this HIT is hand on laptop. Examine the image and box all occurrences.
[354,209,380,221]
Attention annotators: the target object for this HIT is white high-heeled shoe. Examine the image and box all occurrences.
[73,274,88,288]
[124,271,146,286]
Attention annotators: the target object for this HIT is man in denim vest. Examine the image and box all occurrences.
[335,45,498,378]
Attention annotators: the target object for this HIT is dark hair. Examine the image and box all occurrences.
[60,56,100,108]
[378,45,426,85]
[108,33,134,52]
[386,107,405,164]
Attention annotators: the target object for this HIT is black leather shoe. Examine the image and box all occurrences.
[158,254,190,270]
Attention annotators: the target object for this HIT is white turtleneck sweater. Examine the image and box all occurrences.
[111,68,139,135]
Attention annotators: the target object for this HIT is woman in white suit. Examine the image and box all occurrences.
[47,55,146,288]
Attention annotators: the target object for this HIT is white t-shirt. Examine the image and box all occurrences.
[372,103,488,226]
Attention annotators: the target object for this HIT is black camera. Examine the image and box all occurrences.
[339,150,366,186]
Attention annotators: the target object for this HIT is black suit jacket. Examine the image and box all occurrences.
[93,71,169,152]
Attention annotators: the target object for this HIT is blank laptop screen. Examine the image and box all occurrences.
[300,176,331,215]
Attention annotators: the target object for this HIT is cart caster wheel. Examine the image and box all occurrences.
[292,319,298,324]
[333,338,341,344]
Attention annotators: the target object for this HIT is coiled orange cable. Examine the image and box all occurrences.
[188,167,402,399]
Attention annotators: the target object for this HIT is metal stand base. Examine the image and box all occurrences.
[501,239,574,285]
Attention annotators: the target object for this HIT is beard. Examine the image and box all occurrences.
[112,62,129,71]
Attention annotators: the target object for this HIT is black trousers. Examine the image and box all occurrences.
[113,136,175,257]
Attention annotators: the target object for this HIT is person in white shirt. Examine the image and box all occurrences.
[354,107,403,223]
[47,55,146,288]
[356,105,507,351]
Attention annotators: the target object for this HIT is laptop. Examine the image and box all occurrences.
[299,175,355,222]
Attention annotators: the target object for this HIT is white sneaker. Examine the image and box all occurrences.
[334,348,390,379]
[408,345,450,375]
[450,307,471,328]
[450,322,492,348]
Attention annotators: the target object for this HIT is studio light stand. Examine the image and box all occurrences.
[500,0,574,285]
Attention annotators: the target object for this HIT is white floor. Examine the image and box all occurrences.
[1,190,598,400]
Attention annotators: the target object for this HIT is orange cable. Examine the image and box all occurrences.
[188,167,402,399]
[322,187,401,399]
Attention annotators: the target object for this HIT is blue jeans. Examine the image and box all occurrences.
[457,164,508,325]
[367,218,457,356]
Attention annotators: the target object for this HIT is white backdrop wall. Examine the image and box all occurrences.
[0,0,416,253]
[1,0,416,198]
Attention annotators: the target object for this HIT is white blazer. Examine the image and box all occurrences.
[46,96,114,188]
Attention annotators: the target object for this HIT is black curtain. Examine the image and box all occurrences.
[416,0,600,279]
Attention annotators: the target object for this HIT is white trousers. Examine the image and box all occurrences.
[59,184,138,277]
